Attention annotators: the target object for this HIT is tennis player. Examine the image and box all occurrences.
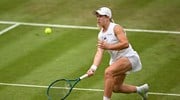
[87,7,149,100]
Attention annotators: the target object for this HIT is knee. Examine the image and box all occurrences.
[113,85,123,93]
[113,85,120,93]
[104,68,114,79]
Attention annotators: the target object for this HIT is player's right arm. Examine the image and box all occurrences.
[92,47,104,67]
[87,45,104,76]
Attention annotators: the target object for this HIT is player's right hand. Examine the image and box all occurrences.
[87,69,95,77]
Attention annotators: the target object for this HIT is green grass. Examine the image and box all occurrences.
[0,0,180,100]
[0,0,180,30]
[0,25,11,30]
[0,27,179,100]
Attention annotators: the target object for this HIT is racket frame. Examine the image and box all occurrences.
[47,74,88,100]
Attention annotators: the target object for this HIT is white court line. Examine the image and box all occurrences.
[0,82,180,97]
[0,20,180,34]
[0,20,97,30]
[0,23,20,35]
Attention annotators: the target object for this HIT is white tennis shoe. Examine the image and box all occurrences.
[138,84,149,100]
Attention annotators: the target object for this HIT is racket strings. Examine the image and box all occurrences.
[48,80,71,100]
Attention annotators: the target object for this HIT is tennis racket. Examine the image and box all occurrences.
[47,74,88,100]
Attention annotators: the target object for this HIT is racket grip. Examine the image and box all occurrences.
[80,74,88,80]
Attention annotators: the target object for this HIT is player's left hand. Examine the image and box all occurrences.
[97,40,110,50]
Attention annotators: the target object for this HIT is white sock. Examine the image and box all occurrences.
[136,84,147,93]
[136,86,141,93]
[103,96,110,100]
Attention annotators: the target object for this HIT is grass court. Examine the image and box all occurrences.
[0,0,180,100]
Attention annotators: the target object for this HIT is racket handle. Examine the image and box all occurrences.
[80,74,88,80]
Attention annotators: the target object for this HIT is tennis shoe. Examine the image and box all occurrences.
[138,84,149,100]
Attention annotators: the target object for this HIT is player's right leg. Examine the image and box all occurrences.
[103,57,132,99]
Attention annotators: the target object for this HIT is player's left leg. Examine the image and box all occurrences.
[113,76,149,100]
[111,57,149,100]
[113,75,137,93]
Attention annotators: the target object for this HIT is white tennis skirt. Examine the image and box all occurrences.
[109,51,142,74]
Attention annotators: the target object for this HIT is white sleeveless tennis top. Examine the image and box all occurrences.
[98,22,136,65]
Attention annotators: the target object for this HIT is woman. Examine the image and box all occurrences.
[87,7,149,100]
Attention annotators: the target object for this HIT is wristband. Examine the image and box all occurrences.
[90,65,97,72]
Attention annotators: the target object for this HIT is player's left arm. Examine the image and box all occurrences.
[98,25,129,50]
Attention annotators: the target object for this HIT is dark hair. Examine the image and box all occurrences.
[110,18,114,23]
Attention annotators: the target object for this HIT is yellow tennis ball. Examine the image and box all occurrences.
[44,28,52,34]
